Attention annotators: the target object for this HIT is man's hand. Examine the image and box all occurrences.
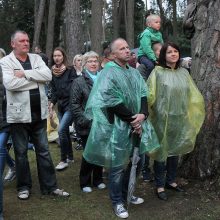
[130,114,145,136]
[130,114,145,128]
[14,70,25,78]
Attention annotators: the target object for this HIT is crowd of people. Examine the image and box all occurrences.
[0,13,205,220]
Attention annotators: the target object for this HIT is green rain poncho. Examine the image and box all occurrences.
[147,66,205,161]
[83,62,160,168]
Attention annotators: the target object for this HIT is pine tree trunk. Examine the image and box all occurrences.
[91,0,103,55]
[46,0,56,64]
[125,0,134,48]
[172,0,178,38]
[32,0,46,50]
[64,0,83,63]
[180,0,220,188]
[112,0,120,39]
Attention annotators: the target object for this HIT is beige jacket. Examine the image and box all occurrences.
[0,52,52,123]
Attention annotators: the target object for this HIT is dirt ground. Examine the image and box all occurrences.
[3,143,220,220]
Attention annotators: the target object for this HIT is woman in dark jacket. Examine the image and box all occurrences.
[49,47,77,171]
[0,65,10,219]
[70,51,105,193]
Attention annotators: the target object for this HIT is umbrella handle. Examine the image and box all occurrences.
[131,133,141,148]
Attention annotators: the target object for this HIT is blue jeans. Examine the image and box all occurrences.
[11,120,57,193]
[0,131,9,215]
[141,154,151,173]
[138,56,155,79]
[153,156,179,188]
[109,156,143,205]
[58,110,73,161]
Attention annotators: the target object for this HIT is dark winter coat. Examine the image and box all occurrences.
[50,67,77,113]
[69,71,93,136]
[0,65,8,131]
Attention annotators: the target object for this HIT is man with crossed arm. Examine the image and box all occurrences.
[0,30,69,200]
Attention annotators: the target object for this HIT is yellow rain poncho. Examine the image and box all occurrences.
[147,66,205,161]
[83,62,160,168]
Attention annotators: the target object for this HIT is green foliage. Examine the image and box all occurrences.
[0,0,34,53]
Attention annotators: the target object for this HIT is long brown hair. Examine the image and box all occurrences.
[51,47,69,67]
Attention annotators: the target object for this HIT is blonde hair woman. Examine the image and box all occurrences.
[73,54,82,75]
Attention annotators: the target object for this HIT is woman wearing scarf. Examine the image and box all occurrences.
[70,51,105,193]
[49,47,77,171]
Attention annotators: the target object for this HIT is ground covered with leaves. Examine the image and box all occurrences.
[3,143,220,220]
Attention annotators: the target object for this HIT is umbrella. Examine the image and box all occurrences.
[127,133,141,206]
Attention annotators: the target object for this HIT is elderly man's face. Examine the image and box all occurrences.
[113,40,131,63]
[11,33,30,55]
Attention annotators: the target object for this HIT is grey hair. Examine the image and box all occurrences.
[110,38,127,53]
[146,14,160,26]
[82,51,99,68]
[11,30,28,41]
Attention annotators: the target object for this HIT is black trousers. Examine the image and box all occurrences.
[11,120,57,193]
[79,135,103,188]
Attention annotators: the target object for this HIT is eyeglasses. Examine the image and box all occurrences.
[86,60,99,64]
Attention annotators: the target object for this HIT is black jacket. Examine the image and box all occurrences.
[69,71,93,136]
[0,65,8,131]
[50,67,77,113]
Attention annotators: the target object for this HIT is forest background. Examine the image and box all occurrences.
[1,0,220,190]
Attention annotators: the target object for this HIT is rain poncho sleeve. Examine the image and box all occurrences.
[147,66,205,161]
[83,62,160,168]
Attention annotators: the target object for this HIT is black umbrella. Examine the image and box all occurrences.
[127,133,141,206]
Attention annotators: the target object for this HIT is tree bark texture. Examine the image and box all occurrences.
[180,0,220,185]
[125,0,134,48]
[91,0,103,55]
[112,0,120,39]
[32,0,46,50]
[46,0,56,63]
[64,0,83,63]
[172,0,178,38]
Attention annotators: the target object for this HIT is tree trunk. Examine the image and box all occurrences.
[46,0,56,64]
[34,0,39,31]
[64,0,83,63]
[91,0,103,55]
[180,0,220,188]
[32,0,46,51]
[172,0,178,38]
[145,0,148,10]
[125,0,134,48]
[112,0,120,39]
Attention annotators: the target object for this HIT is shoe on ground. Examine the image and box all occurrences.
[165,183,185,192]
[156,190,168,201]
[4,167,16,181]
[18,190,30,200]
[97,183,106,189]
[82,186,92,193]
[130,196,144,205]
[51,188,70,197]
[55,161,68,170]
[113,203,129,219]
[66,158,74,163]
[142,170,153,182]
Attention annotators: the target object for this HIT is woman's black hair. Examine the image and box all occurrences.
[158,42,181,69]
